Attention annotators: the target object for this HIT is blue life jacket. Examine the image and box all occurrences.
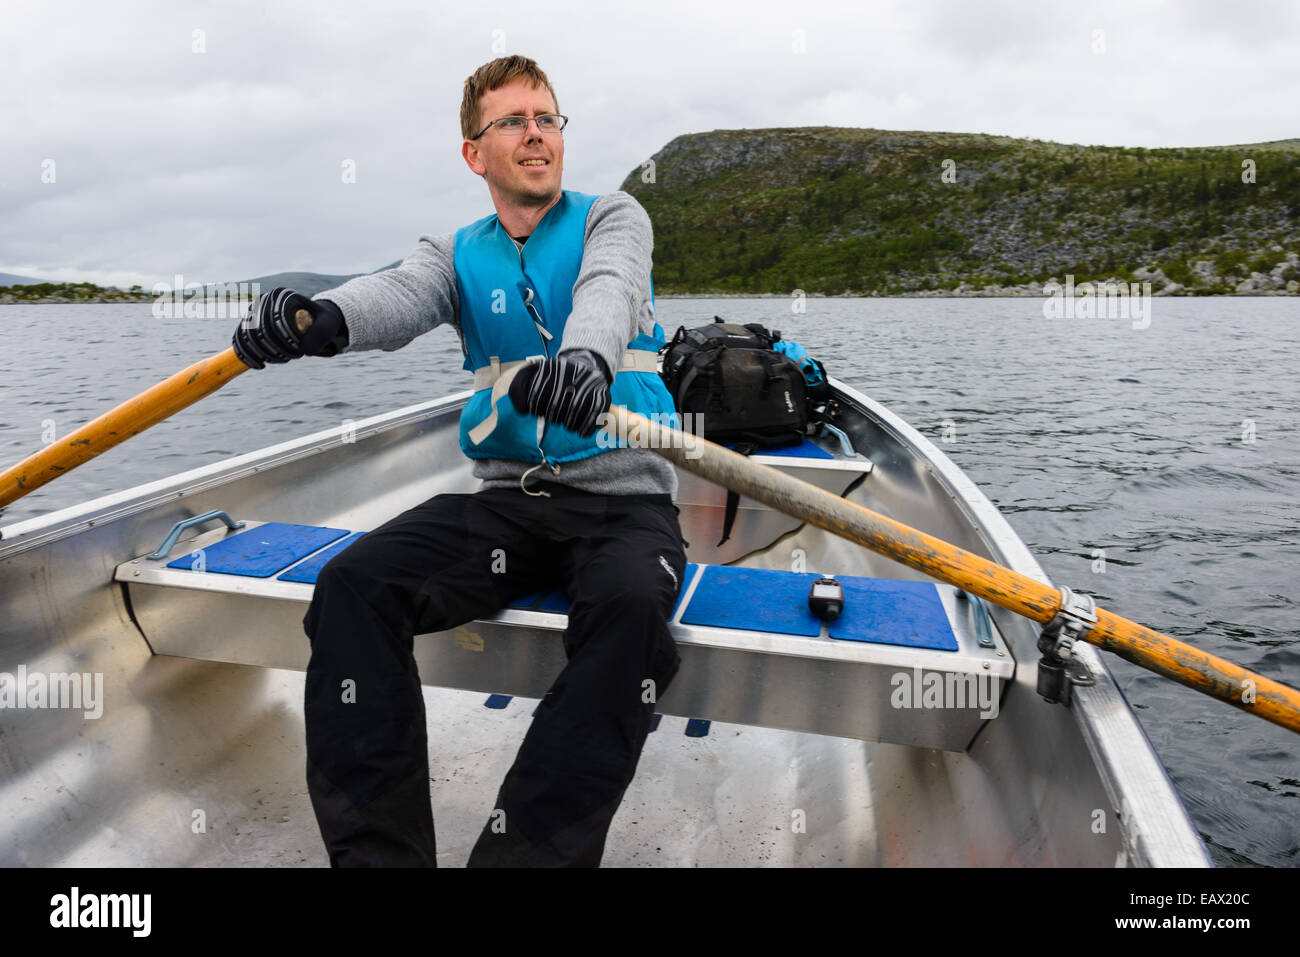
[453,190,678,464]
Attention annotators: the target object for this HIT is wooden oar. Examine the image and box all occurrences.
[0,309,314,511]
[0,349,249,510]
[607,405,1300,735]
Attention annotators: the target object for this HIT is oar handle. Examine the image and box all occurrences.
[608,406,1300,735]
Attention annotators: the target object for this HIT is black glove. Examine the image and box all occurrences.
[508,349,613,437]
[232,287,348,369]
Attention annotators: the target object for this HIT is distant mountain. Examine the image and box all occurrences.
[0,263,408,305]
[0,272,53,286]
[621,127,1300,295]
[235,261,402,297]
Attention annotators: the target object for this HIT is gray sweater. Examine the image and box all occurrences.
[314,191,677,498]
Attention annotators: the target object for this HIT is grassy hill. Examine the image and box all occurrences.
[620,128,1300,295]
[0,281,152,303]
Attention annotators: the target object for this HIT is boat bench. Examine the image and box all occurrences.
[116,511,1013,752]
[674,436,875,563]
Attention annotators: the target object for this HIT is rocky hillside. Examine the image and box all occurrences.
[620,128,1300,296]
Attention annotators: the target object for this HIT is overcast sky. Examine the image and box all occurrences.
[2,0,1296,288]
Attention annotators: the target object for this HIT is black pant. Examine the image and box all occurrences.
[301,482,687,867]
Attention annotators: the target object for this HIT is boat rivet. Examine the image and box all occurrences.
[133,570,140,577]
[982,661,990,669]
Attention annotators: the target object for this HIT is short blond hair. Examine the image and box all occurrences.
[460,55,559,139]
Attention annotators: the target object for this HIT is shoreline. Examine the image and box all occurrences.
[2,291,1297,306]
[655,290,1298,299]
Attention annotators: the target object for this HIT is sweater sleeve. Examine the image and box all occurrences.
[313,233,459,354]
[557,191,656,373]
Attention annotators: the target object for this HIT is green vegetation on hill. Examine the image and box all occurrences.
[620,128,1300,295]
[0,282,153,303]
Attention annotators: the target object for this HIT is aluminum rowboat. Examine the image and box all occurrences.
[0,379,1210,866]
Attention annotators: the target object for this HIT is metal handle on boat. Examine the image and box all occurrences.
[146,510,245,561]
[958,591,996,649]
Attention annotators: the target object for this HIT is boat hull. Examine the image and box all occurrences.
[0,384,1209,866]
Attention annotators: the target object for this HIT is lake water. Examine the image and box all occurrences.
[2,297,1297,867]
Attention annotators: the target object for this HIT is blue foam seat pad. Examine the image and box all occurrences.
[827,577,958,651]
[536,589,573,612]
[507,591,545,609]
[679,565,823,637]
[507,565,701,618]
[505,588,568,611]
[278,531,367,583]
[168,522,351,578]
[724,437,833,459]
[684,718,712,737]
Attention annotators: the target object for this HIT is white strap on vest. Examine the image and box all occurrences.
[617,349,660,375]
[471,349,658,392]
[467,356,538,445]
[472,356,536,392]
[466,349,660,446]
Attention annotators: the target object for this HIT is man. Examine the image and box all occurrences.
[230,55,687,867]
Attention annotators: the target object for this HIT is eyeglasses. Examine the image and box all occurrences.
[472,113,568,138]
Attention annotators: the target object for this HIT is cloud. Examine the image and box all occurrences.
[0,0,1295,286]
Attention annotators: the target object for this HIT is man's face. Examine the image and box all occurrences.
[463,77,564,208]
